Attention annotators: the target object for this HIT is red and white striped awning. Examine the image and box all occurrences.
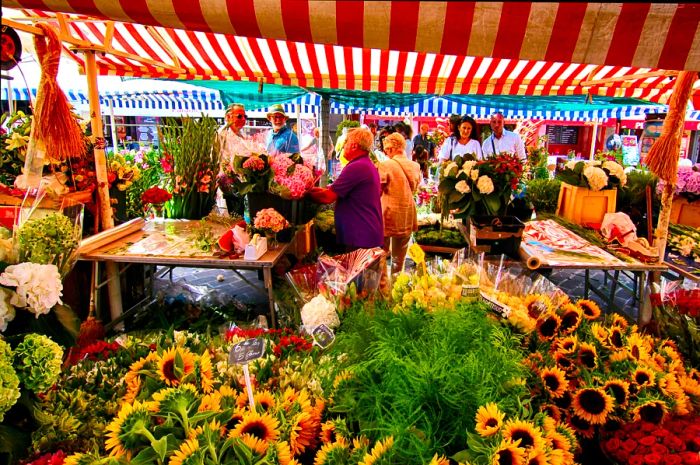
[5,8,698,103]
[4,2,700,72]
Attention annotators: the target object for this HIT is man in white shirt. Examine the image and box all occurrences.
[481,112,526,160]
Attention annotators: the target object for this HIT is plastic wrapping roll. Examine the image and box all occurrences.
[78,218,145,255]
[519,242,543,270]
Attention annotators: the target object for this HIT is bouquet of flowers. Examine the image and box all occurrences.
[232,153,274,195]
[650,278,700,366]
[658,166,700,201]
[140,186,172,206]
[106,151,141,192]
[438,152,524,217]
[269,153,315,200]
[253,208,289,236]
[557,159,627,192]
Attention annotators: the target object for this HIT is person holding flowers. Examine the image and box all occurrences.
[307,128,384,251]
[378,133,421,273]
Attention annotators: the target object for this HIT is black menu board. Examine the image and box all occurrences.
[546,126,579,145]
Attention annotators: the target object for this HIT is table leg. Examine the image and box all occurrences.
[638,271,650,326]
[584,270,590,299]
[263,266,277,329]
[608,270,620,313]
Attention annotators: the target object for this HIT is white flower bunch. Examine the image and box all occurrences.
[0,263,63,319]
[583,166,609,192]
[459,161,477,177]
[301,294,340,329]
[455,180,471,194]
[476,175,495,195]
[602,160,627,187]
[443,162,458,177]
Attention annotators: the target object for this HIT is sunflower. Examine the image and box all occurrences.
[546,430,573,455]
[558,304,582,334]
[218,385,239,409]
[524,294,553,319]
[275,441,295,465]
[553,351,574,372]
[540,367,568,399]
[62,454,86,465]
[536,314,560,341]
[321,421,344,444]
[333,370,354,389]
[577,342,598,370]
[608,348,630,363]
[226,407,246,431]
[607,327,624,350]
[609,313,629,330]
[425,454,450,465]
[289,411,319,455]
[105,400,154,458]
[539,404,562,422]
[633,366,656,388]
[589,323,609,347]
[198,392,222,413]
[123,352,159,403]
[254,390,276,411]
[358,436,394,465]
[151,385,199,418]
[230,410,280,453]
[603,379,630,408]
[192,419,224,442]
[627,333,651,361]
[553,391,573,410]
[526,449,548,465]
[576,299,601,320]
[314,439,350,465]
[491,439,526,465]
[556,335,578,354]
[502,420,546,451]
[169,438,201,465]
[198,352,214,394]
[475,402,505,437]
[568,414,595,439]
[572,387,614,425]
[658,374,690,415]
[632,399,668,424]
[158,347,196,387]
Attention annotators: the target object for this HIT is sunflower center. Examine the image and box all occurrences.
[579,389,606,414]
[635,372,650,385]
[497,448,517,465]
[485,418,499,427]
[162,359,176,381]
[539,319,557,338]
[556,356,572,369]
[610,331,623,348]
[607,384,627,405]
[639,403,664,424]
[544,374,561,392]
[631,345,640,359]
[580,350,596,368]
[570,414,591,430]
[560,312,580,331]
[243,421,269,440]
[511,429,535,448]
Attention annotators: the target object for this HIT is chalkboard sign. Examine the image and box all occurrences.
[229,338,266,365]
[546,126,579,145]
[312,325,335,349]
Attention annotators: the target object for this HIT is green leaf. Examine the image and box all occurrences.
[448,191,465,204]
[484,195,502,215]
[130,448,158,465]
[438,179,456,195]
[152,436,168,462]
[451,449,474,464]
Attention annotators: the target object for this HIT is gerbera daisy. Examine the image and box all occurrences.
[105,400,154,458]
[576,299,601,320]
[603,379,630,408]
[475,402,505,437]
[254,390,276,411]
[230,410,280,453]
[158,347,196,387]
[632,366,656,388]
[572,387,614,425]
[198,352,214,394]
[289,411,319,455]
[540,367,568,399]
[314,439,350,465]
[358,436,394,465]
[577,342,598,369]
[502,420,546,451]
[536,314,560,341]
[558,304,582,334]
[568,414,595,439]
[169,438,201,465]
[632,399,668,424]
[491,439,526,465]
[524,294,552,319]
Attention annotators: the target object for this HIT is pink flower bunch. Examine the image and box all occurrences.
[270,154,315,199]
[254,208,289,233]
[270,154,295,175]
[243,155,266,171]
[658,166,700,197]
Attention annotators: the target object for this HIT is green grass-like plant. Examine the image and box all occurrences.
[324,300,528,465]
[525,178,562,214]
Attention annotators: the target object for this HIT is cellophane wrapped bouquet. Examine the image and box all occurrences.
[650,278,700,366]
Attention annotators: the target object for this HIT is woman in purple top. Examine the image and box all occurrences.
[307,128,384,251]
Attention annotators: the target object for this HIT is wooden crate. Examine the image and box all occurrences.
[556,182,616,226]
[669,196,700,228]
[0,190,93,209]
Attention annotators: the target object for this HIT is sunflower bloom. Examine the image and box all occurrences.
[558,304,582,334]
[589,323,609,347]
[536,314,561,341]
[502,420,546,451]
[168,438,200,465]
[632,399,667,424]
[230,410,280,454]
[321,421,342,444]
[524,294,553,319]
[556,335,578,354]
[428,454,451,465]
[572,387,614,425]
[569,415,595,439]
[576,299,601,320]
[198,392,222,413]
[275,441,295,465]
[577,342,598,370]
[158,347,196,387]
[633,366,656,388]
[254,390,276,411]
[540,367,568,399]
[313,438,349,465]
[289,411,319,455]
[358,436,394,465]
[475,402,505,437]
[105,400,154,458]
[540,404,562,422]
[218,385,238,409]
[626,333,651,361]
[491,439,526,465]
[553,351,574,372]
[198,352,214,393]
[607,327,625,350]
[526,449,548,465]
[609,314,628,330]
[603,379,630,408]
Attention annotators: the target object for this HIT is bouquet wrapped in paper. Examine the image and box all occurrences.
[650,278,700,365]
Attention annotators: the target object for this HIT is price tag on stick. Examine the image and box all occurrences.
[312,324,335,349]
[228,338,266,408]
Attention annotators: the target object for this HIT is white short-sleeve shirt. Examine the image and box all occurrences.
[438,137,483,161]
[481,130,526,160]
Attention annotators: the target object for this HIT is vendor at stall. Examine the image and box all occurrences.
[307,128,384,251]
[438,115,483,161]
[481,112,526,160]
[218,103,247,167]
[265,104,299,155]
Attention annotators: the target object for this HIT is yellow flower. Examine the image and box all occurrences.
[491,439,526,465]
[632,399,668,424]
[158,347,196,387]
[475,402,505,437]
[604,379,630,408]
[540,366,568,399]
[358,436,394,465]
[168,438,200,465]
[576,299,601,320]
[105,400,153,458]
[198,352,214,393]
[501,419,546,452]
[572,387,614,425]
[229,410,280,455]
[6,132,29,151]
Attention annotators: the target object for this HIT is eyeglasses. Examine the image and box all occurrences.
[235,114,246,119]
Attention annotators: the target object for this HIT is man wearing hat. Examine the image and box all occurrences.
[266,104,299,155]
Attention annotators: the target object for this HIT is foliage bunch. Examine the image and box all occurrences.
[159,116,221,219]
[0,111,32,186]
[17,211,82,277]
[524,178,561,214]
[324,300,528,464]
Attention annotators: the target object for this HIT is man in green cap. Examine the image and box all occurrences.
[265,103,299,155]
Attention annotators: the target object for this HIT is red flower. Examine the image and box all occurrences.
[642,436,659,447]
[645,453,663,465]
[662,456,681,465]
[141,186,172,205]
[630,455,645,465]
[623,439,639,453]
[652,444,669,455]
[679,452,700,465]
[606,438,622,453]
[664,435,685,451]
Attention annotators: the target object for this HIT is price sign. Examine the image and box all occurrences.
[312,325,335,349]
[228,338,266,365]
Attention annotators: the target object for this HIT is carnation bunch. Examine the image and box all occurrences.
[558,159,626,191]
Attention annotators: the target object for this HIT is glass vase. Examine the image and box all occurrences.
[150,203,165,222]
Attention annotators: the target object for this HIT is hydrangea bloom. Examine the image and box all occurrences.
[658,167,700,196]
[476,176,495,195]
[243,156,266,171]
[0,355,20,422]
[0,288,16,332]
[583,166,609,192]
[0,263,63,317]
[13,333,64,393]
[301,294,340,329]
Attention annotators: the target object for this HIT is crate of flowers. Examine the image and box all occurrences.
[414,214,468,254]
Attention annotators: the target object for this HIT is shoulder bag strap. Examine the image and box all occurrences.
[490,135,497,155]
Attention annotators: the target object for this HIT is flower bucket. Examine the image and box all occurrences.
[247,192,317,225]
[669,196,700,228]
[468,215,524,258]
[556,182,616,227]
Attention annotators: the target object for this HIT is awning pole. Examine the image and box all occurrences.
[108,100,118,152]
[320,95,331,187]
[589,118,599,160]
[84,50,123,327]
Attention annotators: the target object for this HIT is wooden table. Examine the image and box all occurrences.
[79,219,294,328]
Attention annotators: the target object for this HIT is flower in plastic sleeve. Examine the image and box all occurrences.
[0,263,63,317]
[301,294,340,329]
[455,180,471,194]
[13,333,64,393]
[476,175,495,195]
[583,166,609,191]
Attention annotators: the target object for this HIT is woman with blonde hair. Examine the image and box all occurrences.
[378,132,421,273]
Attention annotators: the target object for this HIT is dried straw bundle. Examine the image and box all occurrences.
[645,71,697,184]
[32,24,85,162]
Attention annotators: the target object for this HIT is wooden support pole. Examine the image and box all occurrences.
[319,94,331,187]
[84,50,123,326]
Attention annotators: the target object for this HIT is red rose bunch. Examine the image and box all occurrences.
[141,186,172,205]
[67,340,121,366]
[603,416,700,465]
[273,334,314,357]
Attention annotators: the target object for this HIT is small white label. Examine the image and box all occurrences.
[480,292,512,318]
